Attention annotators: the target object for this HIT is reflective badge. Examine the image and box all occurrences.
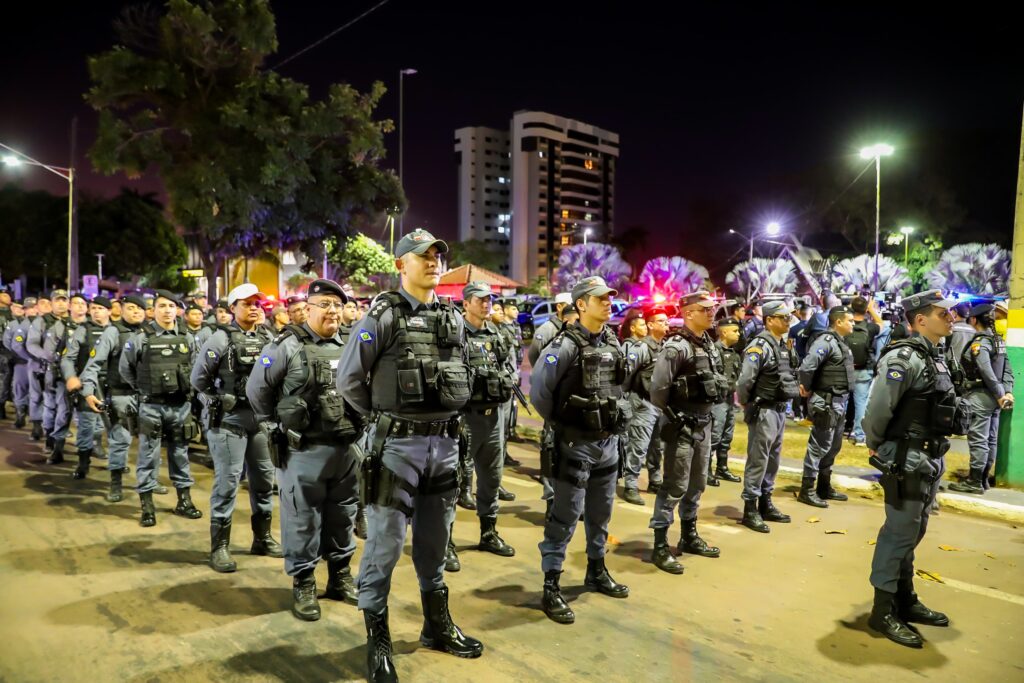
[260,355,273,367]
[887,368,904,382]
[358,329,374,343]
[207,350,218,359]
[544,353,558,365]
[179,343,188,353]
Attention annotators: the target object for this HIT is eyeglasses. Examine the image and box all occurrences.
[311,301,344,311]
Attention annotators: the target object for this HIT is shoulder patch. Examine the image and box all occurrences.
[971,343,981,356]
[14,335,23,343]
[207,350,218,359]
[886,368,905,382]
[816,347,826,356]
[124,341,132,350]
[89,348,96,358]
[628,352,638,361]
[544,353,558,366]
[358,329,374,343]
[259,355,273,367]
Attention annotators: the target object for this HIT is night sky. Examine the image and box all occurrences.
[2,1,1021,267]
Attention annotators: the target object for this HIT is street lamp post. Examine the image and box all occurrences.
[730,222,783,303]
[584,228,592,245]
[96,253,105,283]
[860,143,895,291]
[398,68,417,241]
[900,225,915,265]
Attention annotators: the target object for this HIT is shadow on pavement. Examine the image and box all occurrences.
[0,536,207,574]
[815,611,952,669]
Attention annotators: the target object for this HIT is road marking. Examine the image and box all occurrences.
[940,577,1024,607]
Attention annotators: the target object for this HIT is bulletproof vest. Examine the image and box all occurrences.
[883,338,960,439]
[502,321,525,364]
[136,324,192,398]
[74,321,108,377]
[368,292,471,416]
[553,324,628,432]
[961,331,1006,393]
[277,324,354,440]
[338,323,354,346]
[717,341,742,392]
[40,313,67,357]
[811,332,855,393]
[465,320,513,406]
[106,321,140,390]
[751,332,801,402]
[624,336,659,401]
[667,329,727,412]
[215,324,271,402]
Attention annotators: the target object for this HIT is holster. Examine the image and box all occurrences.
[358,414,392,506]
[539,423,555,479]
[259,422,287,468]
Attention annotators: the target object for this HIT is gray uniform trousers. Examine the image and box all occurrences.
[28,367,45,421]
[623,394,659,491]
[136,401,195,493]
[710,400,736,457]
[106,394,135,472]
[0,354,11,404]
[649,415,712,528]
[647,413,665,485]
[357,430,459,613]
[12,363,29,410]
[869,442,944,592]
[965,390,1000,472]
[47,383,74,440]
[277,440,358,577]
[802,393,850,478]
[464,406,505,518]
[742,406,786,501]
[207,410,275,522]
[74,408,104,452]
[539,433,619,573]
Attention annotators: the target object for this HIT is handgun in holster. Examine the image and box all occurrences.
[359,414,392,506]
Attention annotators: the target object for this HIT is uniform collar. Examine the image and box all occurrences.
[232,321,260,336]
[398,286,437,312]
[149,320,178,335]
[302,322,341,344]
[571,321,604,342]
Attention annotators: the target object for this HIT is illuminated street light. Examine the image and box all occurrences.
[900,225,915,265]
[729,222,784,302]
[859,143,895,290]
[584,228,592,245]
[2,154,22,166]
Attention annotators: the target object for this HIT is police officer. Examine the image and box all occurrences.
[83,295,148,502]
[9,298,39,431]
[336,229,481,682]
[948,302,975,363]
[796,306,856,508]
[338,296,359,344]
[27,289,74,461]
[531,275,632,624]
[109,299,122,323]
[708,317,743,486]
[2,300,28,426]
[620,307,669,504]
[0,288,13,420]
[864,289,962,648]
[499,299,525,469]
[949,303,1014,494]
[460,281,516,559]
[527,292,573,367]
[47,293,90,461]
[647,291,725,574]
[119,290,203,526]
[192,283,282,573]
[737,300,800,533]
[287,296,308,327]
[62,296,113,479]
[182,302,206,337]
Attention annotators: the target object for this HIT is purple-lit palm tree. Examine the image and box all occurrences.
[831,254,911,294]
[926,243,1010,296]
[633,256,710,300]
[725,258,799,297]
[554,243,632,294]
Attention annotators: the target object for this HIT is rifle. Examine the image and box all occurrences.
[511,382,535,416]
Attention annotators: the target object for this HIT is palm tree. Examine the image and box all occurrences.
[725,258,799,297]
[831,254,911,294]
[926,243,1010,296]
[634,256,710,300]
[554,243,632,294]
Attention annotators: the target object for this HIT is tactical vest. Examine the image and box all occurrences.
[553,324,628,433]
[750,332,801,402]
[73,321,108,377]
[624,336,659,401]
[215,324,270,405]
[882,338,962,439]
[667,329,727,413]
[501,321,525,364]
[338,323,354,346]
[276,324,356,440]
[961,331,1006,394]
[465,320,513,406]
[811,332,855,394]
[368,292,471,416]
[717,341,742,393]
[106,321,140,390]
[136,325,192,398]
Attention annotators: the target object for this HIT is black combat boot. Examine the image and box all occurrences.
[250,513,283,557]
[14,407,26,429]
[31,420,42,440]
[896,579,949,627]
[46,438,65,465]
[715,453,741,482]
[106,469,123,503]
[45,435,54,450]
[652,527,685,574]
[139,491,156,527]
[504,451,521,466]
[949,468,985,495]
[456,479,476,510]
[758,493,791,523]
[364,607,399,683]
[0,403,6,420]
[542,570,575,624]
[706,458,720,487]
[622,487,645,505]
[817,469,848,501]
[355,503,368,540]
[478,516,515,556]
[868,588,923,648]
[71,448,90,480]
[444,538,461,572]
[419,586,484,658]
[678,518,720,558]
[209,521,237,573]
[322,558,359,605]
[798,476,828,508]
[981,463,994,490]
[497,485,516,501]
[292,573,320,621]
[173,487,203,519]
[584,557,630,597]
[741,498,770,533]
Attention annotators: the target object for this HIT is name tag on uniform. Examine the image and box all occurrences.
[408,316,428,328]
[330,359,339,370]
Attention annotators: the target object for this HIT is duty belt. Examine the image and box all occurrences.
[556,424,613,442]
[904,436,948,459]
[466,405,500,416]
[141,392,188,405]
[379,414,462,438]
[755,400,788,411]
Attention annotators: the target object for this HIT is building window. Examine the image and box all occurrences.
[560,235,571,246]
[561,209,569,218]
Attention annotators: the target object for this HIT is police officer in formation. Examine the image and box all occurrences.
[530,275,633,625]
[620,307,667,505]
[27,289,73,462]
[336,229,481,683]
[796,306,855,508]
[192,283,281,574]
[863,289,964,648]
[949,303,1014,494]
[7,297,38,430]
[118,290,203,526]
[708,317,743,486]
[286,295,308,327]
[0,288,13,421]
[498,299,524,470]
[61,296,113,479]
[338,295,360,344]
[82,295,148,502]
[248,279,363,621]
[647,291,725,574]
[737,300,800,533]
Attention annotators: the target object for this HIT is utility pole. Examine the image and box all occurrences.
[68,117,79,290]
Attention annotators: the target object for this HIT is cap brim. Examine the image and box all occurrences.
[592,286,617,297]
[408,239,449,255]
[933,298,957,309]
[775,306,795,316]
